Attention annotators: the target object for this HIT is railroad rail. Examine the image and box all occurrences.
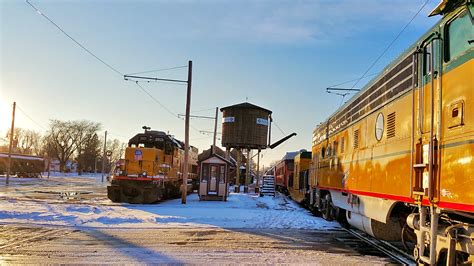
[344,228,415,265]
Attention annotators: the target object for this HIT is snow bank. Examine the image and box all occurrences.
[0,192,339,230]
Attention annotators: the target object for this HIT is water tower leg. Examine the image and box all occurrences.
[244,148,250,193]
[255,149,260,194]
[235,149,241,193]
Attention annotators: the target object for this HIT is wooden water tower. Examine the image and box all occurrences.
[221,102,272,193]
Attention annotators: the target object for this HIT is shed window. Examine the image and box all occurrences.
[220,165,225,181]
[202,165,209,181]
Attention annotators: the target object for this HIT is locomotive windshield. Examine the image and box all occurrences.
[128,131,168,149]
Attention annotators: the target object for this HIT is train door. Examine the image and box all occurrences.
[412,33,442,203]
[411,32,443,265]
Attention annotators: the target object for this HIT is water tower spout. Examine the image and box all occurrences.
[269,133,297,149]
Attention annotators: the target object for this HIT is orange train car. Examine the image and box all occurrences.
[308,1,473,264]
[274,152,298,194]
[287,151,311,204]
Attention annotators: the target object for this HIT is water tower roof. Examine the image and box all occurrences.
[220,102,272,114]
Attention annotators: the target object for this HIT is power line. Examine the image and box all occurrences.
[328,72,379,88]
[134,82,178,118]
[273,121,286,136]
[191,107,216,113]
[126,65,188,76]
[349,0,430,91]
[124,78,187,86]
[134,83,205,135]
[25,0,214,140]
[16,105,48,131]
[26,0,123,77]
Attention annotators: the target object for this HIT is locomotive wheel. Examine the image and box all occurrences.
[321,193,334,221]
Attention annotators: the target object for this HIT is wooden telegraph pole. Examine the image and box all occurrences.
[6,102,16,185]
[212,107,218,153]
[123,60,192,204]
[182,60,192,204]
[101,130,107,182]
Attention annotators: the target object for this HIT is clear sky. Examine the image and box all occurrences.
[0,0,440,166]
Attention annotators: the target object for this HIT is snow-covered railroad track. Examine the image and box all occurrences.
[0,225,71,250]
[344,228,416,265]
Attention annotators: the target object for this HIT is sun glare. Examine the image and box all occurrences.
[0,98,12,136]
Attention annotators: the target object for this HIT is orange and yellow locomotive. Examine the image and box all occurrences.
[308,1,473,264]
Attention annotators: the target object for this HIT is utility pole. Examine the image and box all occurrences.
[123,61,193,204]
[101,130,107,182]
[6,101,16,185]
[182,60,192,204]
[212,107,218,153]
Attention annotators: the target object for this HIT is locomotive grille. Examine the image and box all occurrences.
[340,137,345,153]
[387,112,396,138]
[353,130,359,149]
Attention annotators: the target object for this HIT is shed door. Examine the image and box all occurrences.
[209,164,220,193]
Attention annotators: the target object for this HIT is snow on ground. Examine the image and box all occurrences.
[0,176,339,230]
[0,193,339,229]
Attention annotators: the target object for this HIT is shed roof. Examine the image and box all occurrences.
[198,146,235,166]
[220,102,272,114]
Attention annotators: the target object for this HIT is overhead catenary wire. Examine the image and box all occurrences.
[191,107,216,113]
[273,121,286,136]
[25,0,123,77]
[327,72,379,88]
[124,78,187,86]
[25,0,206,137]
[348,0,430,91]
[16,105,48,131]
[134,82,179,118]
[126,65,188,76]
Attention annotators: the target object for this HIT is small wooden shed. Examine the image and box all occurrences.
[198,147,233,201]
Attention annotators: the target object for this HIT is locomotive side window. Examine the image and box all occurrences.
[164,142,172,155]
[445,10,473,62]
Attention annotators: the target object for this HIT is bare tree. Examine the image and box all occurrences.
[44,120,101,172]
[4,128,42,155]
[105,138,126,172]
[74,121,101,174]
